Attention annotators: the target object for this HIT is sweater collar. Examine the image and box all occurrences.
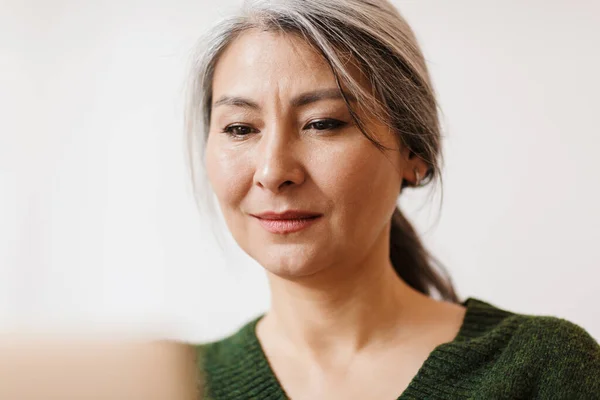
[208,297,513,399]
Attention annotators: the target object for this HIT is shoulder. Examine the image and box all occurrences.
[194,316,265,394]
[516,314,599,366]
[515,313,598,348]
[516,315,600,396]
[464,298,596,341]
[464,298,600,396]
[510,313,599,366]
[195,318,259,370]
[466,298,599,358]
[195,316,280,399]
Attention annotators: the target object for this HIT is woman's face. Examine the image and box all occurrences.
[206,30,416,279]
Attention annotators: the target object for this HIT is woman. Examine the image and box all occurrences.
[186,0,600,398]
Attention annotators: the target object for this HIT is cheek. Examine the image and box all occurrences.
[313,141,400,220]
[204,138,251,209]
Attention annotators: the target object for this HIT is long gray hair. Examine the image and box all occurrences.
[185,0,458,302]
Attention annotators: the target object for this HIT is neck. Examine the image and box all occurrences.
[260,229,428,358]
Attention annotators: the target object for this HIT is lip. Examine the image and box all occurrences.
[251,210,323,234]
[253,210,322,220]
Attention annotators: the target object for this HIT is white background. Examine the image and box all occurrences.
[1,0,599,342]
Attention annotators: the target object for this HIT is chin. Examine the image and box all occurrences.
[253,245,328,279]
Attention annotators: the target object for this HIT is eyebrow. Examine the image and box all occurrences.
[212,88,357,110]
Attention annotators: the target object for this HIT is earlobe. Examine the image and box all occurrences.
[401,167,421,189]
[402,155,429,188]
[414,167,423,187]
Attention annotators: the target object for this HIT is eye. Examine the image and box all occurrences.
[222,124,257,138]
[304,119,347,131]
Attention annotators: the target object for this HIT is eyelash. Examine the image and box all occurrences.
[221,119,347,139]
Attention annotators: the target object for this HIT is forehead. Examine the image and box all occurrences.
[212,29,337,98]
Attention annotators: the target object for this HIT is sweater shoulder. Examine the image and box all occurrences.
[515,315,600,396]
[465,298,599,356]
[464,298,593,336]
[195,317,285,399]
[462,299,600,397]
[515,314,599,350]
[195,318,258,370]
[439,299,600,398]
[513,314,600,372]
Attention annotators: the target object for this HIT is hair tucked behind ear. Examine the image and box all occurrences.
[185,0,460,303]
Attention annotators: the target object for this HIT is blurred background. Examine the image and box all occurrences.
[1,0,598,342]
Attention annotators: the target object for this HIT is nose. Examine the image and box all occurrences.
[253,127,306,193]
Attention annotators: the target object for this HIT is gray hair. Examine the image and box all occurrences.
[184,0,457,301]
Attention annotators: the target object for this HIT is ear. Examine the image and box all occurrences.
[400,148,429,188]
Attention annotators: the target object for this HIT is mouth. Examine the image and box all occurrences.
[251,211,323,234]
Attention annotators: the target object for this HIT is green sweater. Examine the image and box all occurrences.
[196,297,600,399]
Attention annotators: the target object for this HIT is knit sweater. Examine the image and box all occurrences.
[196,297,600,399]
